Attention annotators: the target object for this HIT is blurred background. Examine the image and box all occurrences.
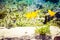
[0,0,60,28]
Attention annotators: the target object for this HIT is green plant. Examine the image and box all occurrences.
[35,24,50,35]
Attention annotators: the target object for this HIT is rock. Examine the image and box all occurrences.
[0,27,60,40]
[54,36,60,40]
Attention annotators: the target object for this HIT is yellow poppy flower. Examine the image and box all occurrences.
[48,10,56,17]
[25,10,40,19]
[31,11,37,18]
[25,13,31,19]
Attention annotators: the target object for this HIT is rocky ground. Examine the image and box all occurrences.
[0,26,60,40]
